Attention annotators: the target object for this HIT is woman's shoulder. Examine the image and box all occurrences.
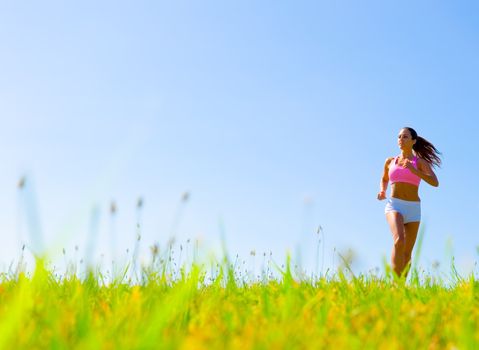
[384,157,395,170]
[415,156,430,169]
[385,156,395,164]
[415,156,425,164]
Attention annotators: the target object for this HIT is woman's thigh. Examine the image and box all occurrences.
[386,212,405,242]
[404,221,420,253]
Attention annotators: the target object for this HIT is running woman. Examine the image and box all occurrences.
[377,127,441,277]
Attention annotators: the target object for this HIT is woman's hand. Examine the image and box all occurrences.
[377,191,386,200]
[399,158,418,174]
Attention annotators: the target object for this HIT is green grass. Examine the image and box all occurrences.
[0,255,478,349]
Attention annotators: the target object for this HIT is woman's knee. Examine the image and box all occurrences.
[394,235,405,250]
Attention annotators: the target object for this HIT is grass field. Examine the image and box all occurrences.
[0,253,477,350]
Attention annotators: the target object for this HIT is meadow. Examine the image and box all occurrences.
[6,179,477,348]
[0,250,478,350]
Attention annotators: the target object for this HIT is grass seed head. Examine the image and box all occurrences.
[17,176,26,189]
[150,244,159,257]
[110,201,117,215]
[137,197,143,209]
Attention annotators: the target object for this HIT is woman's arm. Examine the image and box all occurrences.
[378,157,393,200]
[407,158,439,187]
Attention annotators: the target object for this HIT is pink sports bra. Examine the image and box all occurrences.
[388,155,421,186]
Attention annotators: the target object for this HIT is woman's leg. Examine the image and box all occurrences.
[402,221,420,278]
[386,212,405,276]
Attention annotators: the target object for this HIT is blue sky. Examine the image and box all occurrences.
[0,1,478,276]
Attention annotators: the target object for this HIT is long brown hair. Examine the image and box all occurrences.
[404,127,442,168]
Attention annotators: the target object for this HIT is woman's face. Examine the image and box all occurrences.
[397,129,416,150]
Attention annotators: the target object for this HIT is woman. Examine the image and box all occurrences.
[377,127,441,277]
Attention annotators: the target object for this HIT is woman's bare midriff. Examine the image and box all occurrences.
[391,182,420,201]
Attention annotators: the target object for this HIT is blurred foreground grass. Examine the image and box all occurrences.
[0,257,478,350]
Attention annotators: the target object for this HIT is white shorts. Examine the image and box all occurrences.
[384,197,421,224]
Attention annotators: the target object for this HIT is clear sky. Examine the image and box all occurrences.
[1,1,478,277]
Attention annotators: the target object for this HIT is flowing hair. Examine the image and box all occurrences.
[404,127,442,168]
